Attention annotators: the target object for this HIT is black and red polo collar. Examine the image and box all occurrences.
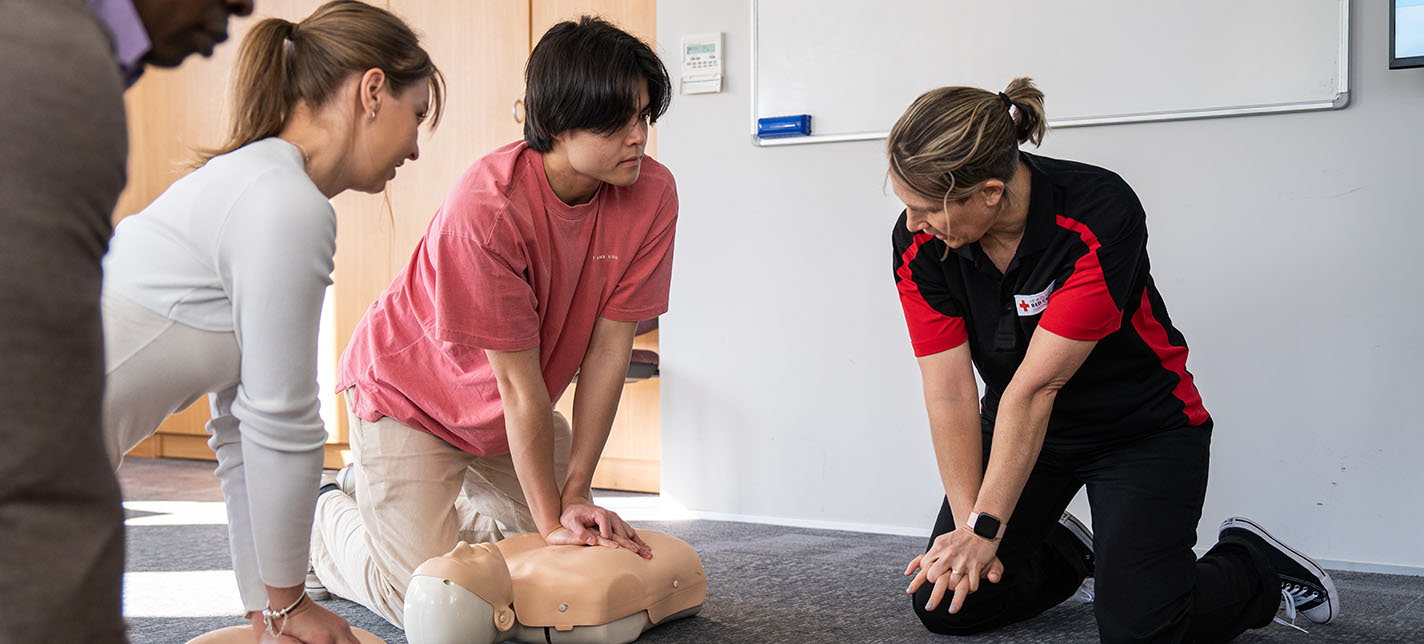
[946,151,1060,276]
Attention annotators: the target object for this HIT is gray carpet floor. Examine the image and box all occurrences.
[119,457,1424,643]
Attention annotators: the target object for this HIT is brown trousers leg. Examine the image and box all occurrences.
[0,1,130,642]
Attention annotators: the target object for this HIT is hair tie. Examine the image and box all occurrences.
[998,92,1013,111]
[281,22,298,56]
[280,18,298,42]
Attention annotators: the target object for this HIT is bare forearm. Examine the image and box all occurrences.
[917,344,985,527]
[564,362,626,502]
[487,347,565,533]
[974,386,1055,522]
[927,400,984,526]
[563,318,636,502]
[967,328,1094,527]
[505,393,562,533]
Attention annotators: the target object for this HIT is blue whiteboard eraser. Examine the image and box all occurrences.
[757,114,812,138]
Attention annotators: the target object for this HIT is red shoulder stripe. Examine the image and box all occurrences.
[896,233,967,357]
[1038,215,1121,341]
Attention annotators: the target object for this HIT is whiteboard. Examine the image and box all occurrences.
[751,0,1350,146]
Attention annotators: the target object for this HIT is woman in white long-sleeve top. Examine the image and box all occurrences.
[101,2,443,641]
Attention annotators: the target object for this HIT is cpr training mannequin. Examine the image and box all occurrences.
[404,530,706,644]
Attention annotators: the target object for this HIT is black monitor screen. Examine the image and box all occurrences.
[1394,0,1424,69]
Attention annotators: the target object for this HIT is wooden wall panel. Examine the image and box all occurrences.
[532,0,655,45]
[554,329,661,493]
[381,1,530,260]
[115,1,323,220]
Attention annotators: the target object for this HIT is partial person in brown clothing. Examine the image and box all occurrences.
[0,1,249,642]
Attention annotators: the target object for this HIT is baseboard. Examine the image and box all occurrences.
[665,505,927,538]
[1188,547,1424,577]
[1312,558,1424,577]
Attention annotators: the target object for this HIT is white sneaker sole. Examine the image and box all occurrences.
[305,570,330,602]
[336,464,357,499]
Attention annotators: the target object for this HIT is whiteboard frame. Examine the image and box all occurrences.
[749,0,1351,147]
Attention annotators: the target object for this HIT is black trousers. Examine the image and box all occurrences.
[912,424,1281,643]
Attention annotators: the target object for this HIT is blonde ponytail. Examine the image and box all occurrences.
[201,0,445,163]
[887,77,1047,205]
[215,18,298,161]
[1002,77,1046,146]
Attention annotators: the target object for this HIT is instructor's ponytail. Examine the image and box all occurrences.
[1002,77,1046,147]
[887,77,1047,207]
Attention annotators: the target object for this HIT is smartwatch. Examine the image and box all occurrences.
[967,511,1006,541]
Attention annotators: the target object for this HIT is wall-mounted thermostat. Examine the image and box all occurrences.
[680,32,724,94]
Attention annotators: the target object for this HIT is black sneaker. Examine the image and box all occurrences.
[1219,517,1338,627]
[1059,512,1095,603]
[1059,511,1094,573]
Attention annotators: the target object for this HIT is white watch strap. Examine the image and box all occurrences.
[967,511,1007,540]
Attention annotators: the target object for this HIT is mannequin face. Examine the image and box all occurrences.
[131,0,253,66]
[404,541,515,644]
[351,73,430,194]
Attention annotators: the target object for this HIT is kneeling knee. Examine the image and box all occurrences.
[912,592,994,636]
[1093,596,1187,643]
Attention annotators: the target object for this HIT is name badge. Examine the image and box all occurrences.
[1013,281,1055,316]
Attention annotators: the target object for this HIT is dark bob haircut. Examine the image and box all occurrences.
[523,16,671,153]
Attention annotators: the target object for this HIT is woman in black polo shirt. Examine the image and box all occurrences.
[890,78,1337,642]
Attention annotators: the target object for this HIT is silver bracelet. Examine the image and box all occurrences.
[262,593,306,638]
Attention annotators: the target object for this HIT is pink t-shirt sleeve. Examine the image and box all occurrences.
[428,213,541,351]
[602,185,678,322]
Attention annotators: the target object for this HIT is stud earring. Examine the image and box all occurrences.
[369,110,376,121]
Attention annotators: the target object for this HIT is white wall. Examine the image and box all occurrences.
[656,1,1424,573]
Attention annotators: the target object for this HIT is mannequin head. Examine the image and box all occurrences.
[404,541,516,644]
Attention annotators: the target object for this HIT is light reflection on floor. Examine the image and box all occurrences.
[120,492,689,619]
[124,500,228,526]
[123,570,245,618]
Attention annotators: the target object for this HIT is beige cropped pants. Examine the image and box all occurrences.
[310,388,571,626]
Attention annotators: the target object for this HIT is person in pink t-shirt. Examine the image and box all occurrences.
[309,16,677,627]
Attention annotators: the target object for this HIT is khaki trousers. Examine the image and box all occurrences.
[310,389,570,626]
